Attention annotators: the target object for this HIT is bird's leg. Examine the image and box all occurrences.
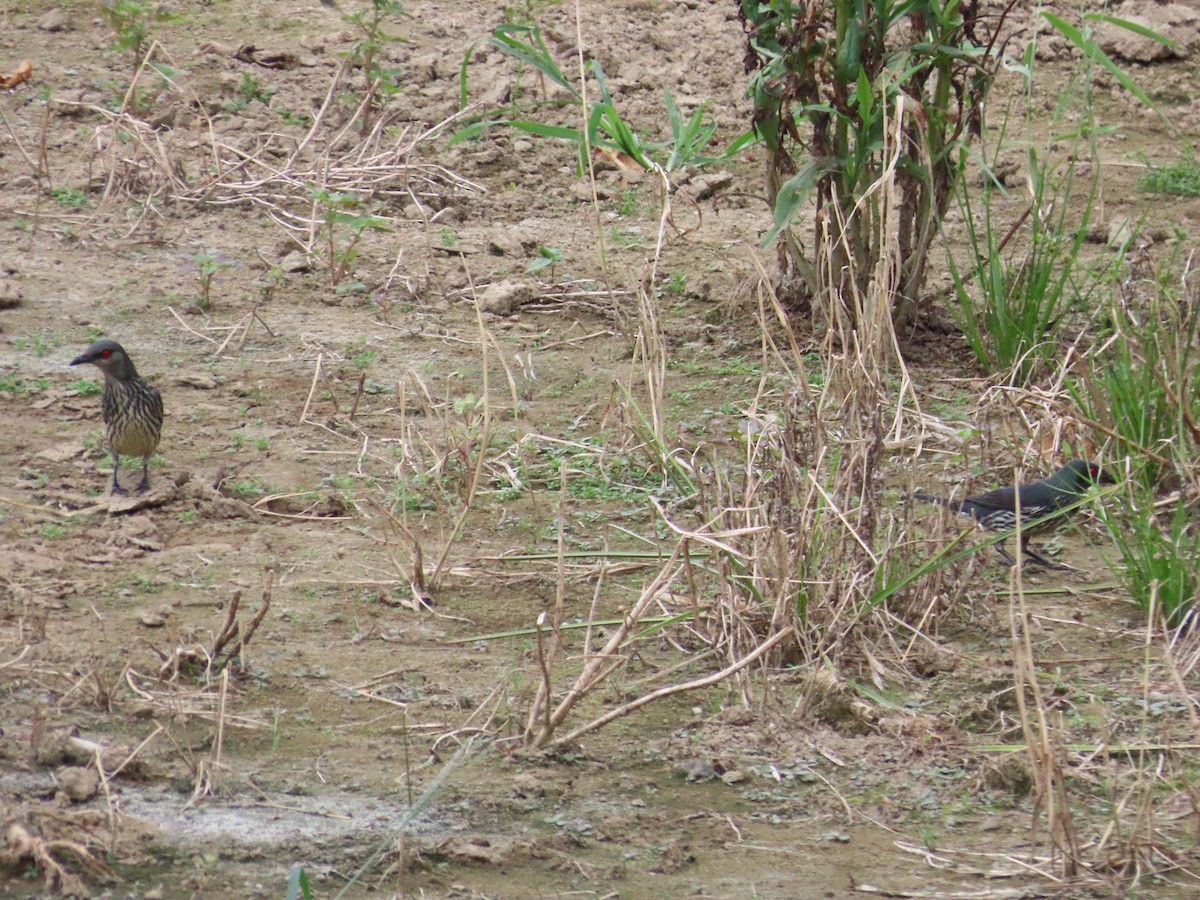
[137,457,151,494]
[1020,535,1070,571]
[110,453,128,495]
[994,540,1019,567]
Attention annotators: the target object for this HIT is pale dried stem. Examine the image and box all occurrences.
[50,55,481,247]
[1010,564,1081,877]
[525,546,686,748]
[549,626,796,749]
[430,263,493,588]
[524,462,571,742]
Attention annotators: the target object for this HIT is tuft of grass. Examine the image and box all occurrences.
[229,476,269,498]
[1100,484,1198,628]
[239,70,274,104]
[70,379,103,396]
[1137,146,1200,196]
[656,272,686,297]
[0,373,51,395]
[51,187,88,209]
[350,347,377,369]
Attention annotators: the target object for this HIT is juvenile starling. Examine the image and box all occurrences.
[915,460,1115,568]
[70,340,164,495]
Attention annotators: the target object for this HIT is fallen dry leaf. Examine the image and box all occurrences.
[595,145,644,173]
[0,59,32,89]
[235,45,298,69]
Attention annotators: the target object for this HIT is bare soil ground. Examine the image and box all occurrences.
[2,1,1200,898]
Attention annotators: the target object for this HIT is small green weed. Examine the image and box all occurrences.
[310,188,390,286]
[527,245,561,276]
[286,864,312,900]
[30,334,53,358]
[51,187,87,209]
[0,374,35,395]
[69,379,103,396]
[615,189,645,217]
[328,473,356,492]
[278,108,311,127]
[239,71,274,104]
[98,0,156,74]
[1137,146,1200,196]
[607,226,645,249]
[230,476,268,497]
[453,23,753,174]
[134,575,162,594]
[189,249,234,309]
[341,0,409,133]
[657,272,686,296]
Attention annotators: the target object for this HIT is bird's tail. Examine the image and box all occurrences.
[913,492,962,511]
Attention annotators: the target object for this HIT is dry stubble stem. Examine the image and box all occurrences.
[550,626,796,749]
[430,260,491,586]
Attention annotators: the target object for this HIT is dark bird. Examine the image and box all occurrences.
[915,460,1115,568]
[70,340,164,495]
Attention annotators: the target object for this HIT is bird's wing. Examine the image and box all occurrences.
[962,486,1016,510]
[967,484,1054,517]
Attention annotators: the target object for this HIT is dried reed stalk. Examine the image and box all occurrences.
[1009,562,1082,878]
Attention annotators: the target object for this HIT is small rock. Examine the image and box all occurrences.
[512,772,544,799]
[477,279,538,316]
[979,815,1004,832]
[57,766,99,802]
[36,442,83,463]
[569,181,593,201]
[33,727,76,766]
[0,280,22,309]
[138,606,172,628]
[280,251,313,273]
[176,372,220,390]
[487,232,522,256]
[719,706,755,726]
[675,758,716,783]
[149,107,176,130]
[1099,14,1184,63]
[37,9,69,31]
[408,52,441,85]
[690,171,733,201]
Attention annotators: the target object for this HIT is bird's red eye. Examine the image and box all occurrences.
[101,349,112,359]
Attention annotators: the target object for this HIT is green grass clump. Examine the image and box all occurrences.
[1137,147,1200,196]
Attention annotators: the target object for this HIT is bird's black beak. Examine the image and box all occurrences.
[69,351,91,367]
